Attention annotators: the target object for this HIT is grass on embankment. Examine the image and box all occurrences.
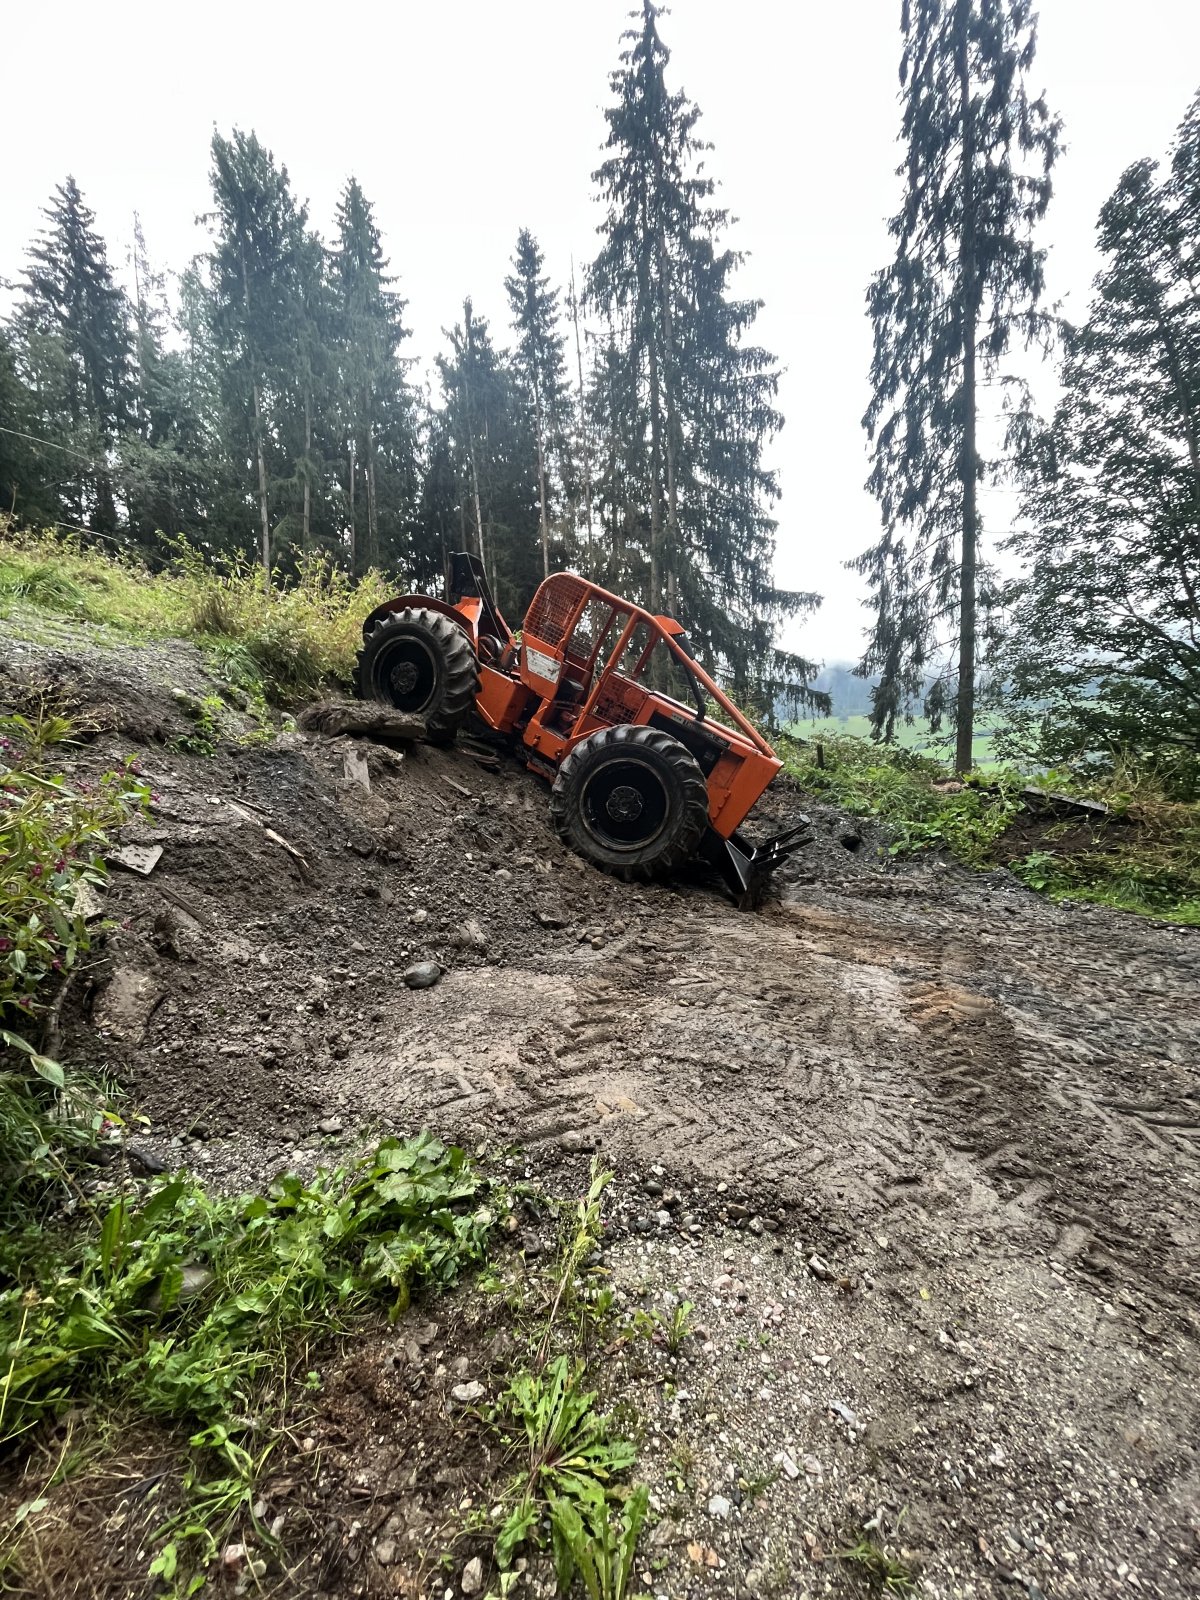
[0,522,395,704]
[780,732,1200,926]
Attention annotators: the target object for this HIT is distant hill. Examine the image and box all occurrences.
[807,661,878,720]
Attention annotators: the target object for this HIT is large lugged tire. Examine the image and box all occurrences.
[549,724,710,880]
[355,607,479,744]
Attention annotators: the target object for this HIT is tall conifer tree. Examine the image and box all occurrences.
[332,178,414,574]
[999,91,1200,770]
[506,229,571,578]
[19,177,133,534]
[206,129,308,582]
[590,1,818,703]
[858,0,1060,769]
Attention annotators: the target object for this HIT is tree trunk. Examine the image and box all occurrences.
[348,441,357,576]
[658,225,681,618]
[459,365,490,590]
[366,415,379,572]
[240,247,271,590]
[570,264,596,576]
[252,380,271,590]
[302,387,312,554]
[647,341,664,618]
[956,2,978,775]
[534,373,550,579]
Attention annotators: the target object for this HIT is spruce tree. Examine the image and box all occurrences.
[999,91,1200,776]
[120,218,212,546]
[19,176,133,534]
[589,1,819,704]
[0,325,58,524]
[332,178,415,575]
[438,300,539,614]
[505,229,571,578]
[858,0,1060,770]
[205,129,308,581]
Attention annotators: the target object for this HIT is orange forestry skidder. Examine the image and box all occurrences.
[355,554,809,903]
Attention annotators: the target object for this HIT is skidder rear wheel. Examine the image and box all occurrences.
[550,724,709,880]
[355,607,479,744]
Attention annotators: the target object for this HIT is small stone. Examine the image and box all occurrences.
[807,1253,833,1280]
[126,1143,169,1175]
[748,1216,764,1236]
[375,1537,397,1566]
[404,961,442,990]
[655,1209,672,1227]
[776,1451,801,1480]
[708,1494,732,1520]
[461,1556,484,1595]
[350,939,366,954]
[451,1380,485,1404]
[280,1125,299,1144]
[319,1116,344,1134]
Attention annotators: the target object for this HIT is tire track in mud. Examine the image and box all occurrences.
[347,880,1200,1321]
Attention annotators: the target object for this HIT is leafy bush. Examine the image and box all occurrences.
[1,713,144,1029]
[0,1133,492,1447]
[1,714,147,1203]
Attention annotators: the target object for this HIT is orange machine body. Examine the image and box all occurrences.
[363,568,780,839]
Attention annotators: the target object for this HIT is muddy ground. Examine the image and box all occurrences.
[2,621,1199,1600]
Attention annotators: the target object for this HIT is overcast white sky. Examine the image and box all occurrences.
[4,0,1199,663]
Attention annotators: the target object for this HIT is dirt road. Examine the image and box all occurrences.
[4,623,1199,1597]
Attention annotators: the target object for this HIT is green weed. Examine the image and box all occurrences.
[634,1298,695,1356]
[0,1132,492,1444]
[488,1162,649,1595]
[1,1133,495,1589]
[170,691,225,757]
[837,1532,918,1594]
[0,713,148,1209]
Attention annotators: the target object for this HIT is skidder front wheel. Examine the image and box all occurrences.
[354,607,479,744]
[549,724,709,880]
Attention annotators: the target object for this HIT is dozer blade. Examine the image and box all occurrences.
[701,818,813,909]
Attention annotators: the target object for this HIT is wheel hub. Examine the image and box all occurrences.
[390,660,420,695]
[606,784,644,823]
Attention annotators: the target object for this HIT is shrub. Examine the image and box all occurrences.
[0,713,147,1203]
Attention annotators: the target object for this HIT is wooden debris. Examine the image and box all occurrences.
[264,827,312,882]
[1021,785,1111,820]
[441,774,475,800]
[296,699,426,741]
[224,797,312,882]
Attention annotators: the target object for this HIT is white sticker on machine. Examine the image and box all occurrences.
[524,646,561,684]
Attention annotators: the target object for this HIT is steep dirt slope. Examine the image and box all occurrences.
[4,623,1199,1599]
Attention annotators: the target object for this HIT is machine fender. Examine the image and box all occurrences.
[360,595,473,643]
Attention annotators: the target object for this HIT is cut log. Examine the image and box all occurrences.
[297,700,426,741]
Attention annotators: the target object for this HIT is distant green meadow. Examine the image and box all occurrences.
[786,714,1000,769]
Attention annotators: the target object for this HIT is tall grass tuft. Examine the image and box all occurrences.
[0,522,397,703]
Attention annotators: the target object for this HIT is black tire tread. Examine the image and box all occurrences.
[549,723,709,881]
[354,607,479,742]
